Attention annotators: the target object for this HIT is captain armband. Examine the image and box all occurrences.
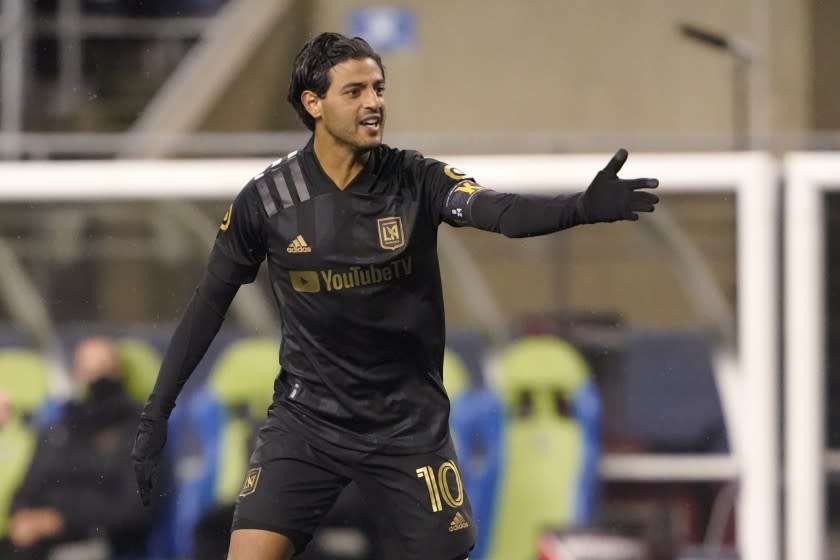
[442,180,490,227]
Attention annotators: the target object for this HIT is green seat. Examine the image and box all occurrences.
[443,348,470,402]
[0,350,50,413]
[487,336,599,559]
[207,337,280,503]
[0,350,50,538]
[117,338,162,403]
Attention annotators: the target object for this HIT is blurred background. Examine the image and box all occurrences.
[0,1,838,559]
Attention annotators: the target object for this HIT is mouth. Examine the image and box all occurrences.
[359,115,381,132]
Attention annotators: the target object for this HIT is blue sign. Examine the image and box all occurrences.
[347,6,416,53]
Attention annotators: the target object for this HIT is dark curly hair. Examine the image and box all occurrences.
[287,32,385,131]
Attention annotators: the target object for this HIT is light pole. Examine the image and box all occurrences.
[679,23,755,150]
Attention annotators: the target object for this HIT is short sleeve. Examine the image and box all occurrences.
[409,153,482,225]
[207,181,266,284]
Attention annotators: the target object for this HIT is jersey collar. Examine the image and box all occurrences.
[301,136,379,194]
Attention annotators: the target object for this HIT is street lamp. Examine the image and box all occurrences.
[679,23,755,150]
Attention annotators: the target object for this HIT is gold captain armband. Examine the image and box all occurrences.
[452,180,484,197]
[443,180,489,227]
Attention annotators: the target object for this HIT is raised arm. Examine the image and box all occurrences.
[440,149,659,237]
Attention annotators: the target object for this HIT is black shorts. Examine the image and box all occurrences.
[231,419,477,559]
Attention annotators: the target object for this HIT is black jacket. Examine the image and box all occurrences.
[12,379,153,556]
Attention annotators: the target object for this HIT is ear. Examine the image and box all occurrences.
[301,90,322,121]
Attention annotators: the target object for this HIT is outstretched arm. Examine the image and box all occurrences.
[442,149,659,237]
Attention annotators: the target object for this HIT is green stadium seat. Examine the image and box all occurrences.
[175,337,280,557]
[206,337,280,502]
[0,350,50,539]
[485,336,601,560]
[116,337,162,404]
[443,347,470,401]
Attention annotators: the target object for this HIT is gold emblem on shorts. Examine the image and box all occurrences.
[239,466,262,497]
[377,216,405,251]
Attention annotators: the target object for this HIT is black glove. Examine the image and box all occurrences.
[578,148,659,223]
[131,412,168,507]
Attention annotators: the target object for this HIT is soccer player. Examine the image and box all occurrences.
[132,32,659,560]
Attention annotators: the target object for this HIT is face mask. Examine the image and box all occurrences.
[86,377,123,401]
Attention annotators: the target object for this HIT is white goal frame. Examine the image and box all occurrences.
[784,152,840,560]
[0,153,780,560]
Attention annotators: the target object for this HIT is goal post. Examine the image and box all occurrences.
[0,152,780,560]
[784,152,840,560]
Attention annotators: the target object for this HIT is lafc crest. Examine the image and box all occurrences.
[239,466,262,497]
[377,216,405,251]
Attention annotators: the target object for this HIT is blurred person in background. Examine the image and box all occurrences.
[132,32,658,560]
[7,337,153,560]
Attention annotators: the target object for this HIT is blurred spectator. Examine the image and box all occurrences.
[6,337,152,560]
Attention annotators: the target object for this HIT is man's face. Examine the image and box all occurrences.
[310,57,385,151]
[73,337,119,387]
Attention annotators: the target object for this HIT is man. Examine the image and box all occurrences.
[10,337,152,559]
[132,32,658,560]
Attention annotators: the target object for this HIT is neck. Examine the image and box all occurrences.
[312,131,370,190]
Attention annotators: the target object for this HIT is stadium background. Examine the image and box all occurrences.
[0,1,838,559]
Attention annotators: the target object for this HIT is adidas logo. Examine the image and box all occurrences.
[286,235,312,253]
[449,511,469,533]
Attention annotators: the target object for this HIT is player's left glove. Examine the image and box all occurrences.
[577,148,659,223]
[131,411,168,507]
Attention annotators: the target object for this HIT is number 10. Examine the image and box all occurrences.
[416,460,464,512]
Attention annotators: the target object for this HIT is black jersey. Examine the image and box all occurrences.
[209,138,478,454]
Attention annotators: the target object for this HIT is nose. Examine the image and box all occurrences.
[362,86,383,109]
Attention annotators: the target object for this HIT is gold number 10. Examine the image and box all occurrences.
[416,460,464,512]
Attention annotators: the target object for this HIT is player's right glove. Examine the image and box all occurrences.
[577,148,659,223]
[131,411,168,507]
